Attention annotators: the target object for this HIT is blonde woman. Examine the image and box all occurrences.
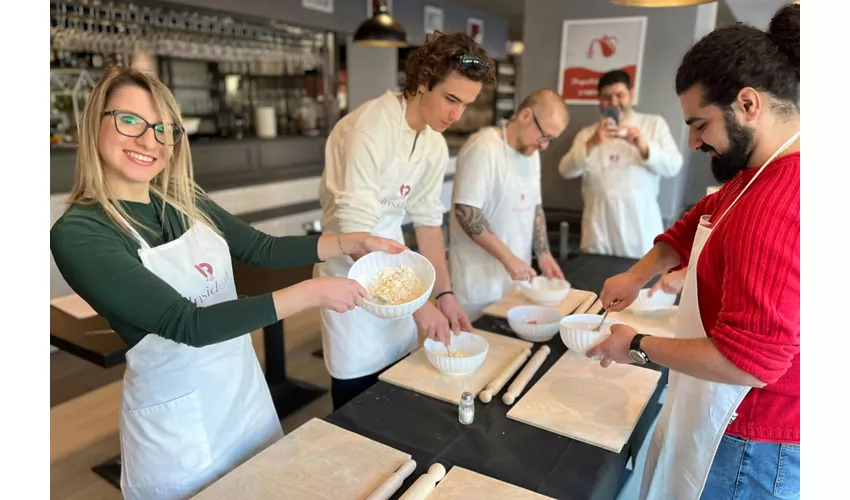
[50,65,405,500]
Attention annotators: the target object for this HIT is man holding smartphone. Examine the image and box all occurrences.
[558,70,683,259]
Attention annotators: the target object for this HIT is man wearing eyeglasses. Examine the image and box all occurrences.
[449,89,570,318]
[315,32,496,410]
[558,70,684,259]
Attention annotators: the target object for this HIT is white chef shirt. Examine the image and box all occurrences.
[319,90,449,233]
[558,111,684,258]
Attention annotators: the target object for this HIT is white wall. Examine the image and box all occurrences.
[345,38,399,111]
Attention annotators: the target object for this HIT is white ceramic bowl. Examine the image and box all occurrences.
[517,277,571,306]
[348,250,435,319]
[506,306,563,342]
[559,314,623,360]
[629,288,677,313]
[424,331,489,376]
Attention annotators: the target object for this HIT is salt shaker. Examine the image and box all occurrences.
[559,221,570,259]
[459,392,475,425]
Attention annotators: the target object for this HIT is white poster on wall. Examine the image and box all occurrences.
[467,17,484,44]
[424,6,444,34]
[302,0,334,14]
[557,16,647,105]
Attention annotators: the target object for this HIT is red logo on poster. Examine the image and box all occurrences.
[587,35,618,59]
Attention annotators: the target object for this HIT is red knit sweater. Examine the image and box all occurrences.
[655,152,800,444]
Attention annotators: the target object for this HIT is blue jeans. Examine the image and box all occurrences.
[701,434,800,499]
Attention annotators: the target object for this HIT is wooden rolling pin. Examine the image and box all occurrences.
[479,348,531,403]
[397,463,446,500]
[364,459,417,500]
[581,296,603,315]
[502,345,551,405]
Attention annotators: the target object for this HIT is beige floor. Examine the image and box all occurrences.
[50,309,332,500]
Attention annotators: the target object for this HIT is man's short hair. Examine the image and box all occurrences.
[597,70,632,94]
[516,88,568,119]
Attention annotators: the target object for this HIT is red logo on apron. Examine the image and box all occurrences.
[520,193,526,201]
[195,263,214,281]
[399,185,411,197]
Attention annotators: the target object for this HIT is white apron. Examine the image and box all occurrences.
[118,217,283,500]
[451,125,539,315]
[640,131,800,500]
[314,98,429,380]
[581,128,664,259]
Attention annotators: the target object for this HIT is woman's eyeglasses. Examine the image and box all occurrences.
[456,54,490,73]
[103,110,184,146]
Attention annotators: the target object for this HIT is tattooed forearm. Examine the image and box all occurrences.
[455,204,493,237]
[533,205,550,257]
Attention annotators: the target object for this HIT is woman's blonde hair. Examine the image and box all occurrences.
[68,65,217,235]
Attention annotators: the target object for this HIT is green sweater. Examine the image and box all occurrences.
[50,195,321,348]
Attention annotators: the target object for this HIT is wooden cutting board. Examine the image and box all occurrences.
[506,353,661,453]
[610,306,679,339]
[481,288,598,319]
[379,329,532,405]
[427,466,554,499]
[608,306,679,338]
[192,418,411,500]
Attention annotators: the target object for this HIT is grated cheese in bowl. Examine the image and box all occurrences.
[368,265,425,306]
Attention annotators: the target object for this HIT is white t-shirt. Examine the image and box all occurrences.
[449,126,541,268]
[319,90,449,234]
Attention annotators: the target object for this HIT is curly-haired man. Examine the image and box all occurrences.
[315,31,496,409]
[595,3,800,498]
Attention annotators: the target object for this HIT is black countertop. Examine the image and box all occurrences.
[326,253,667,500]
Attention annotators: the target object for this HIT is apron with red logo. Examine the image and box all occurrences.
[314,97,430,380]
[118,218,281,500]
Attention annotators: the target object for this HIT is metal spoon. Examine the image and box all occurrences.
[592,300,619,332]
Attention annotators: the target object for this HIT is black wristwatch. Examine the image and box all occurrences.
[629,333,651,365]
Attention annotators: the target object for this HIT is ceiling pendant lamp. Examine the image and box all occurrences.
[610,0,717,7]
[353,3,409,47]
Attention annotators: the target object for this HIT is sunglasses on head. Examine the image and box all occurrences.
[456,54,490,72]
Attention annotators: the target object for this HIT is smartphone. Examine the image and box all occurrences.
[602,106,620,126]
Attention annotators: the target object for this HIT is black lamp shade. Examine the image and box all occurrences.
[353,5,408,47]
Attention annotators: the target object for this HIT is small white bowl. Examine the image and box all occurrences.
[559,314,623,360]
[629,288,677,313]
[507,306,563,342]
[517,277,571,306]
[424,331,489,376]
[348,250,435,319]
